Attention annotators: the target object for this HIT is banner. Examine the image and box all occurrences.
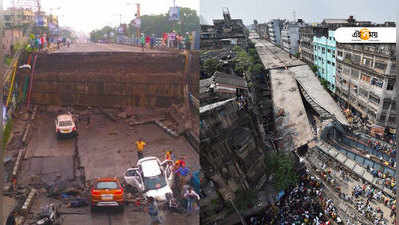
[169,7,180,21]
[335,27,396,43]
[36,16,44,26]
[131,18,141,28]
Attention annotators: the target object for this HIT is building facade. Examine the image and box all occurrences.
[313,29,337,92]
[267,19,284,46]
[2,8,34,28]
[299,26,315,65]
[281,20,304,55]
[335,42,397,130]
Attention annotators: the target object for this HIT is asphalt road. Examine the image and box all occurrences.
[52,43,165,53]
[20,107,200,225]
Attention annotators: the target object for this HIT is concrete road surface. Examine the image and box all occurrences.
[53,43,165,53]
[20,108,199,225]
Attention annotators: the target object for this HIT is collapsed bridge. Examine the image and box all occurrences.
[28,50,198,108]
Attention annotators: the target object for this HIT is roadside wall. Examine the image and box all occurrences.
[30,51,188,108]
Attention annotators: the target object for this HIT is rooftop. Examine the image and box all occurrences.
[213,71,247,88]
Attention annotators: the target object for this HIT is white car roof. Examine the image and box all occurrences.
[57,114,73,121]
[140,159,161,177]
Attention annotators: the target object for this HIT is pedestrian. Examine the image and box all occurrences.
[136,138,146,159]
[145,35,151,48]
[145,197,162,225]
[165,150,175,162]
[140,34,145,51]
[184,187,200,214]
[175,163,190,193]
[6,211,17,225]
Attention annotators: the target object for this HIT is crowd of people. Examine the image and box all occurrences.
[134,138,200,224]
[138,31,192,50]
[245,170,345,225]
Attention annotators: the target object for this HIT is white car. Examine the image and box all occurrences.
[124,157,174,202]
[55,113,77,139]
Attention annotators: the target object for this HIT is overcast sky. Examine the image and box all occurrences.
[4,0,199,34]
[200,0,398,25]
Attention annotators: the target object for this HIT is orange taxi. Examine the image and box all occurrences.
[90,177,124,211]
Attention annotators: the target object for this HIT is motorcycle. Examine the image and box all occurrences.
[35,203,63,225]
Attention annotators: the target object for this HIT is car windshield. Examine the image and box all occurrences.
[59,121,73,127]
[143,174,167,190]
[96,181,118,190]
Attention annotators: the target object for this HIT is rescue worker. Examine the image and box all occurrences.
[136,138,146,159]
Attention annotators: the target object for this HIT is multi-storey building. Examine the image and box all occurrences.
[299,25,316,65]
[2,8,34,28]
[200,9,248,50]
[313,29,337,92]
[335,33,397,131]
[266,19,284,46]
[281,19,304,55]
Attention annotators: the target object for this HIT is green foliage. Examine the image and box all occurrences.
[250,63,263,74]
[248,48,257,56]
[4,56,12,66]
[265,151,298,191]
[203,58,219,76]
[234,190,257,210]
[311,65,318,73]
[320,78,329,90]
[2,119,13,149]
[90,7,199,42]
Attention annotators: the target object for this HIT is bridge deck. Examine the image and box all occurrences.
[253,39,305,70]
[253,38,348,127]
[290,65,348,126]
[270,69,314,149]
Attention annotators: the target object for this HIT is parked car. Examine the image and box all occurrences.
[124,157,174,203]
[55,113,77,139]
[90,177,124,211]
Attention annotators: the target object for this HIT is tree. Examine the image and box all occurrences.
[203,58,219,76]
[264,151,298,191]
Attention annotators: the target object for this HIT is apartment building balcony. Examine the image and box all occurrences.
[337,43,395,58]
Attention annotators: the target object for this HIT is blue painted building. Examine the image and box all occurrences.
[313,30,336,92]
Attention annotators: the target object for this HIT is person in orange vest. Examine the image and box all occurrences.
[136,138,146,160]
[165,151,175,162]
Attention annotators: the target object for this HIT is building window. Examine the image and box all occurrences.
[352,54,361,63]
[363,58,372,67]
[351,69,359,79]
[327,61,331,65]
[374,61,387,70]
[337,51,343,57]
[368,93,380,104]
[345,53,352,60]
[382,99,391,110]
[359,88,368,98]
[314,46,317,50]
[322,68,324,73]
[388,116,396,123]
[322,48,325,54]
[371,77,383,88]
[387,78,395,90]
[337,64,342,73]
[332,62,335,66]
[360,74,371,83]
[379,113,387,122]
[390,63,396,74]
[343,66,350,75]
[327,49,331,53]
